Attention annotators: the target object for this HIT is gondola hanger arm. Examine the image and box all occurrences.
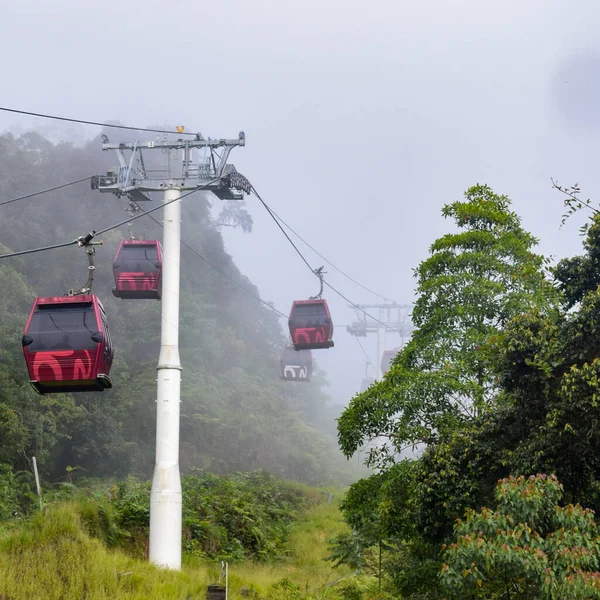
[309,266,326,300]
[67,231,103,296]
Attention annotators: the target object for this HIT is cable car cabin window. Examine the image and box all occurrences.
[27,305,99,352]
[290,304,329,324]
[115,246,159,273]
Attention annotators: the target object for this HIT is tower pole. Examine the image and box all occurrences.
[149,186,183,569]
[96,132,246,570]
[377,326,386,380]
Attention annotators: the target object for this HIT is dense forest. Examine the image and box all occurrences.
[332,186,600,599]
[0,131,357,487]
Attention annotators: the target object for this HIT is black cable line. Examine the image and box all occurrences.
[0,107,198,136]
[325,279,395,331]
[95,179,220,236]
[0,179,220,259]
[133,202,289,320]
[251,186,316,274]
[0,239,80,259]
[0,176,92,207]
[264,203,394,302]
[251,185,396,331]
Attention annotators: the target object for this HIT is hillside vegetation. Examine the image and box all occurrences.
[0,476,361,600]
[0,131,357,487]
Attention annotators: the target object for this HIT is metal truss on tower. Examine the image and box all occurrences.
[91,132,248,201]
[346,303,413,378]
[346,303,412,339]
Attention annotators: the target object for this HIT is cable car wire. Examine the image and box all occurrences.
[250,185,397,331]
[262,203,394,303]
[324,279,396,331]
[0,179,221,259]
[93,185,211,237]
[0,107,198,136]
[0,176,92,207]
[251,185,316,275]
[0,238,82,259]
[132,202,290,320]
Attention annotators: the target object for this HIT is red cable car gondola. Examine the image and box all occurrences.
[280,345,313,382]
[112,240,162,300]
[22,294,114,395]
[288,299,334,350]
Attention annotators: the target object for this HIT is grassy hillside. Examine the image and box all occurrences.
[0,488,368,600]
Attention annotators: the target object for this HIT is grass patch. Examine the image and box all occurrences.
[185,496,354,598]
[0,489,355,599]
[0,504,210,600]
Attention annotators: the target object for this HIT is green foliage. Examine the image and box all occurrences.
[181,470,309,561]
[441,474,600,599]
[327,462,415,597]
[94,471,315,562]
[0,502,210,600]
[0,463,20,521]
[0,483,355,599]
[338,184,559,468]
[554,213,600,308]
[335,185,580,599]
[417,278,600,543]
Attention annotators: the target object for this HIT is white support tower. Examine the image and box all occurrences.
[346,303,412,378]
[95,129,247,569]
[151,187,183,568]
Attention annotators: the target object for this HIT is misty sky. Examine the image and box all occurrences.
[2,0,600,405]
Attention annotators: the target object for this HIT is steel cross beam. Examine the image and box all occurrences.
[346,303,412,337]
[92,132,247,200]
[346,303,413,379]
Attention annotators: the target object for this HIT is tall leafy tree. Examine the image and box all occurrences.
[338,184,559,467]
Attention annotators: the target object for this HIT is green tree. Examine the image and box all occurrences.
[441,474,600,600]
[328,461,415,590]
[414,214,600,542]
[338,184,559,468]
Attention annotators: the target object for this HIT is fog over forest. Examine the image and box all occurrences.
[3,0,600,408]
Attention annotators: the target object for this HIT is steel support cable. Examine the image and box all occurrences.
[0,179,220,259]
[263,203,394,303]
[132,202,289,320]
[0,107,198,136]
[0,176,92,207]
[0,239,81,258]
[250,185,397,331]
[250,185,316,274]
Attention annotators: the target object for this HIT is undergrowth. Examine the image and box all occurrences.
[0,470,392,599]
[0,493,386,599]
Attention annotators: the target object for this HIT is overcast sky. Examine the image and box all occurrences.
[1,0,600,405]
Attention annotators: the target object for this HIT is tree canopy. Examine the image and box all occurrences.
[330,185,600,599]
[338,185,559,467]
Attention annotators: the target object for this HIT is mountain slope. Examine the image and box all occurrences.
[0,131,355,486]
